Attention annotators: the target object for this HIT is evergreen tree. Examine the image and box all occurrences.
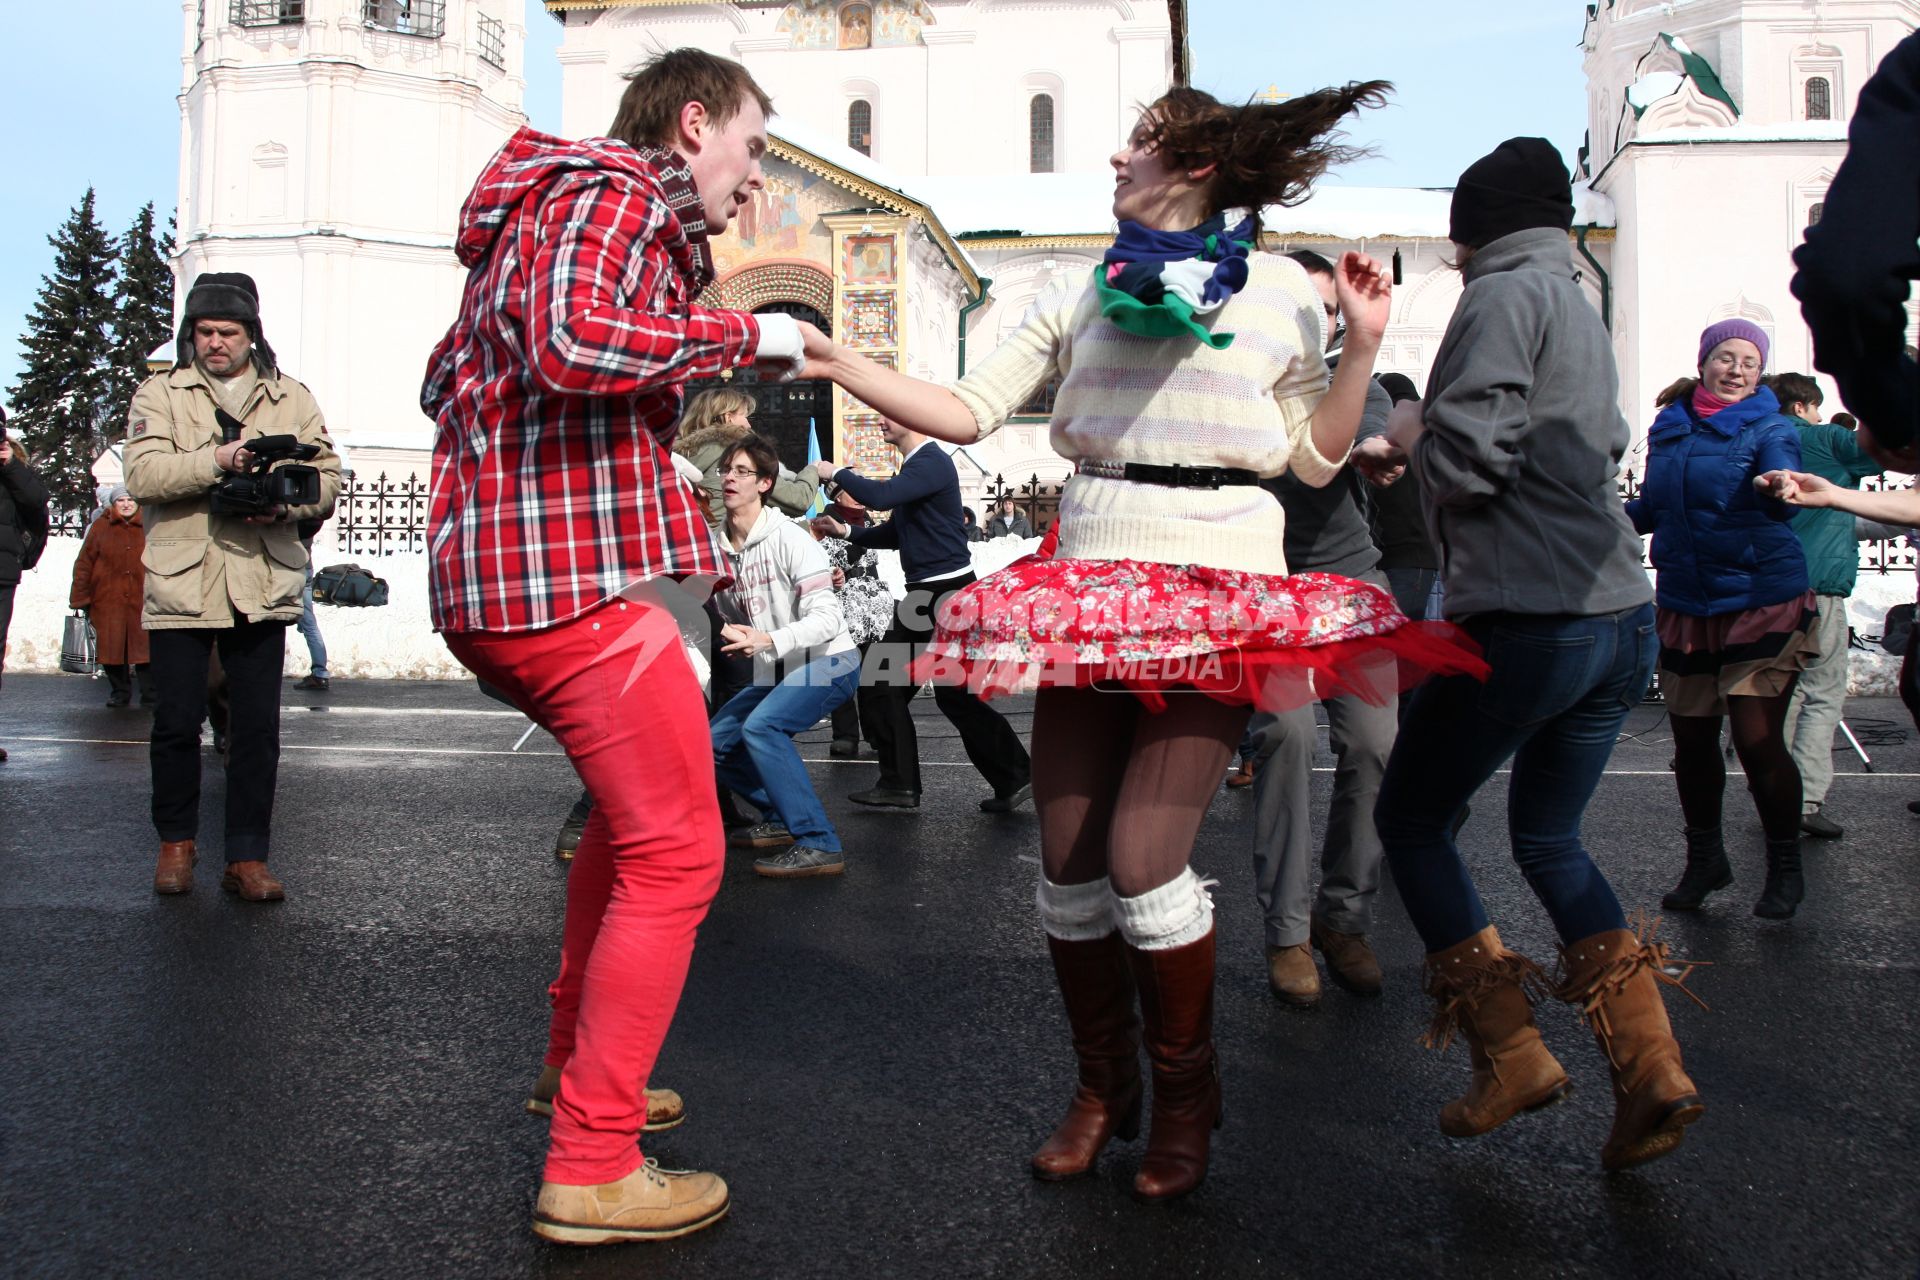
[8,189,120,512]
[109,203,177,423]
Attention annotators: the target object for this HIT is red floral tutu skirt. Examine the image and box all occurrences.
[911,554,1488,713]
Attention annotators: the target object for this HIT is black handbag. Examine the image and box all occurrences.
[312,562,389,608]
[60,609,98,675]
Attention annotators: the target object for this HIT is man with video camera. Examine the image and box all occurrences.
[124,272,340,901]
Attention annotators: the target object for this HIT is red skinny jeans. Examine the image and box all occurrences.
[446,596,723,1186]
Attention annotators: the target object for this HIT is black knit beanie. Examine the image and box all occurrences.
[175,272,277,373]
[1448,137,1575,250]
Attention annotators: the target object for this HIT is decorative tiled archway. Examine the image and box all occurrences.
[701,259,834,317]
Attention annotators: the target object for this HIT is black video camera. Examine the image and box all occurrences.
[208,408,322,518]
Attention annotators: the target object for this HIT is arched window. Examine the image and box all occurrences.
[847,100,872,156]
[1806,76,1832,121]
[1808,201,1825,228]
[1029,94,1055,173]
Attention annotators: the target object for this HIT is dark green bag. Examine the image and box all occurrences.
[312,562,389,608]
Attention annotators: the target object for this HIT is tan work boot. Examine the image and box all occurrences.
[154,839,196,894]
[1311,915,1383,995]
[532,1159,729,1245]
[220,860,285,901]
[1424,925,1572,1138]
[525,1064,686,1132]
[1557,920,1707,1171]
[1265,942,1321,1007]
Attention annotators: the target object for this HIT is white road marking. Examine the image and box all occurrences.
[8,738,1919,780]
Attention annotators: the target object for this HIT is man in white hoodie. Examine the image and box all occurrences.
[712,436,860,877]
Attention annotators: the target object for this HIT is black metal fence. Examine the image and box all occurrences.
[333,471,430,557]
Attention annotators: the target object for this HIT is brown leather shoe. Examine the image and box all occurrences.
[1031,933,1142,1181]
[1224,758,1255,788]
[1424,925,1572,1138]
[154,839,196,894]
[220,860,285,902]
[1311,916,1383,995]
[1558,920,1707,1171]
[525,1064,687,1132]
[1265,942,1321,1007]
[1126,929,1222,1203]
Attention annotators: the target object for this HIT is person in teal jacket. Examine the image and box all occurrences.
[1625,320,1818,922]
[1770,373,1882,840]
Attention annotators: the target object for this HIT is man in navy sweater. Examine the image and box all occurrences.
[813,418,1032,810]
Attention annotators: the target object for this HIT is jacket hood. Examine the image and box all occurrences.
[675,421,751,464]
[1462,226,1575,285]
[455,127,714,283]
[1650,383,1784,444]
[736,504,790,553]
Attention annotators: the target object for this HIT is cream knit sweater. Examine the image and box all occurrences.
[949,253,1336,575]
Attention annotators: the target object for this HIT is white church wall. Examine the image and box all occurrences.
[551,0,1173,178]
[1607,142,1844,437]
[175,0,527,473]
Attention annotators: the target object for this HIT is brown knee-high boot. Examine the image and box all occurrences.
[1030,933,1142,1180]
[1557,919,1707,1171]
[1423,925,1572,1137]
[1125,929,1221,1203]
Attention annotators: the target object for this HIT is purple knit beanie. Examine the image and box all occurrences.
[1697,319,1769,372]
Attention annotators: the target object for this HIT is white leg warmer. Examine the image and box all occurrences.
[1114,868,1215,952]
[1036,875,1117,942]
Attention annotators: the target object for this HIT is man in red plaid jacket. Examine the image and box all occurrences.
[422,49,806,1247]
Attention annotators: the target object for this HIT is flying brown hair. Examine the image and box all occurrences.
[1141,82,1392,235]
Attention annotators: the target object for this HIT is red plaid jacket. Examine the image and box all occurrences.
[423,127,759,633]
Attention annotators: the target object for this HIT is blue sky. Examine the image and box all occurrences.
[0,1,1589,393]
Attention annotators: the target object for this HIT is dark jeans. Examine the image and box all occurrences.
[0,583,13,690]
[1383,566,1438,622]
[858,572,1030,798]
[149,621,289,862]
[1904,621,1920,732]
[1375,604,1657,953]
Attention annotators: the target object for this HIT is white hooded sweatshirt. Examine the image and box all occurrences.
[719,506,855,678]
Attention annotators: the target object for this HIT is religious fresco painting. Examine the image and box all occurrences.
[775,0,935,50]
[840,3,871,49]
[710,161,841,278]
[873,0,936,47]
[842,236,897,285]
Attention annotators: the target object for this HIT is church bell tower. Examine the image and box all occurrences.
[175,0,527,464]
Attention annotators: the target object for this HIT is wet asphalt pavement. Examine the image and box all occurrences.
[1,671,1916,1279]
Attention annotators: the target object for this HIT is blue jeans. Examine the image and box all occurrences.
[1375,604,1657,953]
[711,651,860,852]
[298,561,329,679]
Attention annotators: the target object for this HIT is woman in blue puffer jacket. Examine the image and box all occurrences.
[1626,320,1818,921]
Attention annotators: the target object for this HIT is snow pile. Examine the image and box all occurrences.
[10,532,1909,691]
[1626,71,1686,110]
[1633,121,1849,145]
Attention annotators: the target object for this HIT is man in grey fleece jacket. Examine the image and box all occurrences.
[1401,225,1650,620]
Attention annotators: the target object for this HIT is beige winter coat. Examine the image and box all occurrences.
[123,362,341,630]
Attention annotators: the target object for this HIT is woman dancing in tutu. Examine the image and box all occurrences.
[793,84,1481,1202]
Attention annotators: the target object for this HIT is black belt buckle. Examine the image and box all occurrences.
[1169,464,1218,490]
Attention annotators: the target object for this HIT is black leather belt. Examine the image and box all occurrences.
[1080,460,1260,489]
